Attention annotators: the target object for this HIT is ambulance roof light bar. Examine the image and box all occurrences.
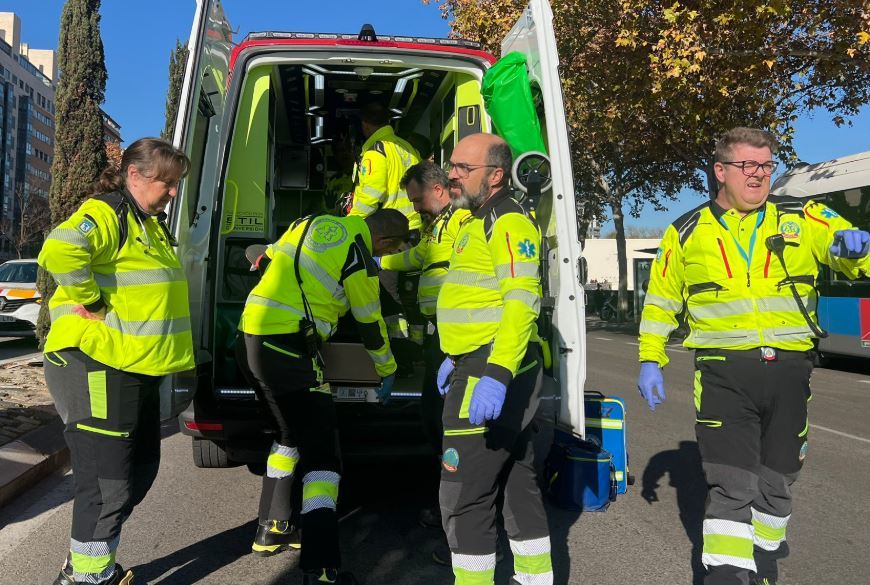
[245,31,483,50]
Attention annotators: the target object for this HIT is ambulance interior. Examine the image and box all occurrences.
[212,60,495,395]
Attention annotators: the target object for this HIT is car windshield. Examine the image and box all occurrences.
[0,262,37,284]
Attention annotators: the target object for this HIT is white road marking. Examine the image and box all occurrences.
[593,336,613,341]
[810,424,870,444]
[625,341,639,346]
[860,380,870,384]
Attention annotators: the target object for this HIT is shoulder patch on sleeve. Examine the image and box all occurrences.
[77,217,97,235]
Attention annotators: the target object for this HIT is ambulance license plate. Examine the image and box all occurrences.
[333,387,369,402]
[0,316,14,322]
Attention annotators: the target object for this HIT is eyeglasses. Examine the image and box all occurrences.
[720,160,778,176]
[445,161,498,178]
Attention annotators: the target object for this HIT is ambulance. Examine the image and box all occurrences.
[170,0,587,470]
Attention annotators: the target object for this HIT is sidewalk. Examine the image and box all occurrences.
[0,356,68,509]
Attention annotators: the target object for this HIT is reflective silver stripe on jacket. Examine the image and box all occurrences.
[50,305,191,336]
[273,243,340,293]
[763,325,815,343]
[689,298,755,320]
[639,319,676,336]
[94,267,186,288]
[53,267,93,287]
[438,307,503,323]
[350,299,381,322]
[643,293,683,313]
[246,294,332,337]
[443,270,500,290]
[104,314,191,336]
[47,228,92,251]
[504,289,541,311]
[495,262,539,280]
[757,295,816,313]
[686,328,761,347]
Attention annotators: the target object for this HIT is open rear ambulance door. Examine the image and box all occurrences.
[170,0,233,343]
[167,0,233,411]
[500,0,586,437]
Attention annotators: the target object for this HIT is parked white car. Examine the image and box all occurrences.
[0,259,40,337]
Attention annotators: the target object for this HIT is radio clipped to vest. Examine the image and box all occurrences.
[765,234,828,338]
[294,214,325,362]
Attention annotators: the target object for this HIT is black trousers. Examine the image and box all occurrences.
[439,344,552,584]
[694,348,812,585]
[419,327,446,505]
[44,349,161,584]
[235,332,341,572]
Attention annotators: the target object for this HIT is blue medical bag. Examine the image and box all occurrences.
[544,428,616,512]
[584,392,631,494]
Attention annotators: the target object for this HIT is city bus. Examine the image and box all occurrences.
[771,151,870,364]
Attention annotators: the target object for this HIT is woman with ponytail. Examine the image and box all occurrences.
[38,138,195,585]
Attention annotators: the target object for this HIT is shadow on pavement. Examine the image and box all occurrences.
[641,440,707,585]
[135,519,258,584]
[818,354,870,376]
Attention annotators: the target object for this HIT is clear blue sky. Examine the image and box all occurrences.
[7,1,869,230]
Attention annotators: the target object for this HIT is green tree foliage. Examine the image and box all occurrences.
[424,0,869,320]
[36,0,108,345]
[162,39,190,140]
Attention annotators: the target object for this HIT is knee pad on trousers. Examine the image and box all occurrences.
[439,480,462,549]
[92,477,132,541]
[703,462,759,520]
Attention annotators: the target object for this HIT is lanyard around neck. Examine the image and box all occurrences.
[717,208,765,268]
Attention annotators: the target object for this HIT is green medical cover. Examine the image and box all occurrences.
[481,51,547,158]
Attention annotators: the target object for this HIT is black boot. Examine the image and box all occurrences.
[302,569,359,584]
[251,519,301,556]
[753,542,786,585]
[51,555,74,585]
[103,566,134,585]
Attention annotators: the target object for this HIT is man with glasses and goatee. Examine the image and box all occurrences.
[637,127,870,585]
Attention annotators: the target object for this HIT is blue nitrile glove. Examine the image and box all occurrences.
[377,374,395,404]
[830,230,870,258]
[637,362,666,411]
[373,256,382,268]
[437,357,454,395]
[468,376,507,425]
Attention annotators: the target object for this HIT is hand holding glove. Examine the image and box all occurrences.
[437,357,454,396]
[377,374,395,404]
[468,376,507,425]
[637,362,666,411]
[830,229,870,259]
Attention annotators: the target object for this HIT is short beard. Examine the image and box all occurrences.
[451,182,490,211]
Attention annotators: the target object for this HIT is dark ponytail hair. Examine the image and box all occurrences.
[95,137,191,195]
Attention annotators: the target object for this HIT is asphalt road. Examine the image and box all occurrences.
[0,336,40,365]
[1,325,868,584]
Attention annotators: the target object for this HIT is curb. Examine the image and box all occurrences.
[0,416,68,509]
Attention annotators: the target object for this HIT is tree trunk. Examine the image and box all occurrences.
[610,197,630,322]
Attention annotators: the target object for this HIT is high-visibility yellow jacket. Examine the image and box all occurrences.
[437,189,542,386]
[349,126,421,231]
[38,191,195,376]
[380,205,471,317]
[238,214,396,377]
[640,197,870,367]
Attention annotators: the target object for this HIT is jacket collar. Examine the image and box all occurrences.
[361,125,397,152]
[472,187,512,219]
[123,188,167,223]
[709,199,765,223]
